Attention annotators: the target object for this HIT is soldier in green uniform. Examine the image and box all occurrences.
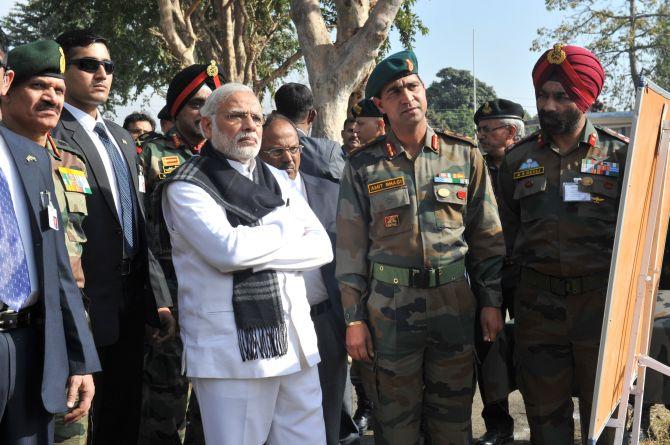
[336,50,505,445]
[1,39,94,445]
[138,62,224,445]
[472,98,525,445]
[497,44,628,444]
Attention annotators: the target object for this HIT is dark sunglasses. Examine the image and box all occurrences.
[68,57,115,74]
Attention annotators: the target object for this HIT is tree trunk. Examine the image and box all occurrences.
[290,0,403,142]
[628,0,642,88]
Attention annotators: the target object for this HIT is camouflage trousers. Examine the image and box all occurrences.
[54,394,88,445]
[514,282,614,445]
[137,332,205,445]
[363,277,476,445]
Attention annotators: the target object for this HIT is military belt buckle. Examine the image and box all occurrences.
[410,268,433,288]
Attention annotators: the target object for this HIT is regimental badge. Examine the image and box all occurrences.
[580,159,619,177]
[406,58,414,72]
[26,154,37,163]
[353,104,362,115]
[59,46,66,74]
[207,60,218,77]
[513,159,544,180]
[547,43,567,65]
[482,102,493,114]
[434,172,469,185]
[58,167,92,194]
[384,214,399,228]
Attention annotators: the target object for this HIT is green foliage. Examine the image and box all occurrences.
[379,0,429,59]
[533,0,670,109]
[426,67,497,137]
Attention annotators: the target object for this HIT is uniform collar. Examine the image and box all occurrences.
[539,118,598,155]
[168,127,206,153]
[385,125,439,159]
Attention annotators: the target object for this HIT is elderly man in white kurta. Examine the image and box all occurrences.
[159,83,332,445]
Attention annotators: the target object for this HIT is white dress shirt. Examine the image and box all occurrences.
[0,134,38,308]
[162,159,333,379]
[64,102,123,217]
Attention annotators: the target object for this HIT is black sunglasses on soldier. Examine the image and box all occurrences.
[68,57,115,74]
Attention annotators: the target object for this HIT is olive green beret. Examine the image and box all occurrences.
[7,40,65,84]
[365,50,418,98]
[474,99,525,125]
[351,98,383,118]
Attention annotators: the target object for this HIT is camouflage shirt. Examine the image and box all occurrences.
[497,119,629,277]
[139,127,204,257]
[335,126,505,323]
[46,135,91,288]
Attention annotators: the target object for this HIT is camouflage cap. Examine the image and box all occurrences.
[474,99,525,124]
[7,40,65,84]
[351,98,383,118]
[365,50,418,98]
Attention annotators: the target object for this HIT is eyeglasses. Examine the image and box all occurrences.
[263,146,303,158]
[476,124,509,135]
[224,111,264,126]
[68,57,115,74]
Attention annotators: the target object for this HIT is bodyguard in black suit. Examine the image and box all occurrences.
[259,114,358,445]
[0,56,99,442]
[51,29,172,444]
[275,83,345,182]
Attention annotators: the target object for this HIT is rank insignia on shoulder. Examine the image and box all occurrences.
[434,172,469,185]
[368,176,405,195]
[384,214,399,228]
[580,159,619,177]
[588,132,597,147]
[58,167,92,194]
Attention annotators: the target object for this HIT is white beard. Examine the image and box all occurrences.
[211,120,260,162]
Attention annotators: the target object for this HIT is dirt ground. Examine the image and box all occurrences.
[359,389,670,444]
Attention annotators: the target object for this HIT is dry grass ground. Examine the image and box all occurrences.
[359,390,670,444]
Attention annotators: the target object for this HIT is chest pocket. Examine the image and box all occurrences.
[369,187,412,238]
[434,183,467,228]
[514,175,547,222]
[577,175,620,221]
[64,191,88,245]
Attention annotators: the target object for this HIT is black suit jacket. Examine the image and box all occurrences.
[52,108,169,347]
[298,131,345,183]
[302,173,346,341]
[0,126,100,412]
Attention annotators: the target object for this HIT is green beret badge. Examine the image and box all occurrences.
[207,60,218,78]
[406,58,414,72]
[59,46,65,74]
[547,43,567,65]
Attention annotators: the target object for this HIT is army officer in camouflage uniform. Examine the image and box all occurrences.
[336,50,505,445]
[2,39,95,445]
[497,44,628,444]
[138,62,224,445]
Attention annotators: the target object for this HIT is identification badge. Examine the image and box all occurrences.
[581,159,619,177]
[48,202,59,230]
[58,167,92,194]
[563,182,591,202]
[367,176,405,195]
[138,174,146,193]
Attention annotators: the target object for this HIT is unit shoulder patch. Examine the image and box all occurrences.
[436,129,476,147]
[348,135,387,158]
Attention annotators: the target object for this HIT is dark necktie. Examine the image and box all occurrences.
[93,123,136,254]
[0,167,31,310]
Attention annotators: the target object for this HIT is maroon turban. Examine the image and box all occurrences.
[532,44,605,112]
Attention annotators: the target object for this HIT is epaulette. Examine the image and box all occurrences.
[348,134,386,158]
[505,129,541,153]
[138,131,166,146]
[436,129,476,147]
[595,125,630,144]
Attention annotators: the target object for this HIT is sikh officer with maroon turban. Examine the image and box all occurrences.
[497,44,629,444]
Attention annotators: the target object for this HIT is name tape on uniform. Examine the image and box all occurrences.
[58,167,92,194]
[368,176,405,195]
[513,167,545,180]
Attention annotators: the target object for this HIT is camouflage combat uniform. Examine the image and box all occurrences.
[497,120,628,444]
[46,135,92,445]
[137,127,204,445]
[336,126,505,444]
